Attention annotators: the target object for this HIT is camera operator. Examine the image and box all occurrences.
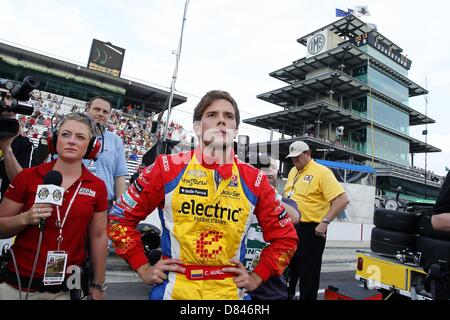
[0,93,33,202]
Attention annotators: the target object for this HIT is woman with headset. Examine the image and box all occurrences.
[0,113,108,300]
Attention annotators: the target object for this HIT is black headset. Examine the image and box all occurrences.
[47,113,102,160]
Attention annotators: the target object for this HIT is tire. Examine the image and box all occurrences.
[417,215,450,240]
[406,206,434,214]
[148,249,162,266]
[373,209,420,234]
[370,227,417,255]
[416,236,450,268]
[137,223,161,235]
[137,223,161,252]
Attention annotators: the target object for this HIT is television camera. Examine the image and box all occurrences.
[236,134,274,169]
[0,76,39,138]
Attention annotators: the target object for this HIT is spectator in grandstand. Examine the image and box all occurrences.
[0,94,34,202]
[44,117,52,127]
[28,116,37,126]
[129,163,145,186]
[30,128,38,139]
[284,141,349,300]
[85,96,128,210]
[36,115,44,126]
[129,148,139,162]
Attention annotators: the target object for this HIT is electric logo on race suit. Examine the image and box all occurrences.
[194,229,224,262]
[79,187,96,198]
[181,178,208,187]
[179,187,208,197]
[178,199,241,223]
[229,175,238,187]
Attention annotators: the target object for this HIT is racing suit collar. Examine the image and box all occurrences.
[194,147,234,180]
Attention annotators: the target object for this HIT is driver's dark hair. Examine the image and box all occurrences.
[193,90,240,128]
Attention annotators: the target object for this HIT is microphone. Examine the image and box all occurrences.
[34,170,64,231]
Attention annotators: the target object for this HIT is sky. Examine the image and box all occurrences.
[1,0,449,175]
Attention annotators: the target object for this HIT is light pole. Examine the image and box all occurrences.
[158,0,190,152]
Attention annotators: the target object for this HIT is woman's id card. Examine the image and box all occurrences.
[43,251,68,285]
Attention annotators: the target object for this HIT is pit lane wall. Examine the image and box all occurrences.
[327,221,374,241]
[140,209,375,242]
[139,159,376,242]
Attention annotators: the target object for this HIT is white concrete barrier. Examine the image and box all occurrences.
[327,221,374,241]
[139,213,374,242]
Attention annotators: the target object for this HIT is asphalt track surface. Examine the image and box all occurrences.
[104,241,366,300]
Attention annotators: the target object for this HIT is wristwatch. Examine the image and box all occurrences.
[90,281,107,292]
[322,217,331,225]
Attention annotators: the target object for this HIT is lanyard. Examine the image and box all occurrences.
[286,170,300,199]
[55,181,82,251]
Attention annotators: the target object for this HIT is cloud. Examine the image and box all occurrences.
[0,1,96,64]
[1,0,450,175]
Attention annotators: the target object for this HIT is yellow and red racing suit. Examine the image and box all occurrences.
[108,148,298,299]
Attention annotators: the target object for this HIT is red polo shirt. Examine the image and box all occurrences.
[5,160,108,278]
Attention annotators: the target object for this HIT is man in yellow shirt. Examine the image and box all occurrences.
[284,141,349,300]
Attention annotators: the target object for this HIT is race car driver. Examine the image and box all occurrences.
[108,90,298,299]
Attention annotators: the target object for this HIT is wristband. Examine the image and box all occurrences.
[90,281,107,292]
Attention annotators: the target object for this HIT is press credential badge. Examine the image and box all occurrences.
[43,251,68,285]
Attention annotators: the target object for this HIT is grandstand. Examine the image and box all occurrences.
[0,41,187,115]
[23,97,174,182]
[23,88,196,182]
[0,40,195,183]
